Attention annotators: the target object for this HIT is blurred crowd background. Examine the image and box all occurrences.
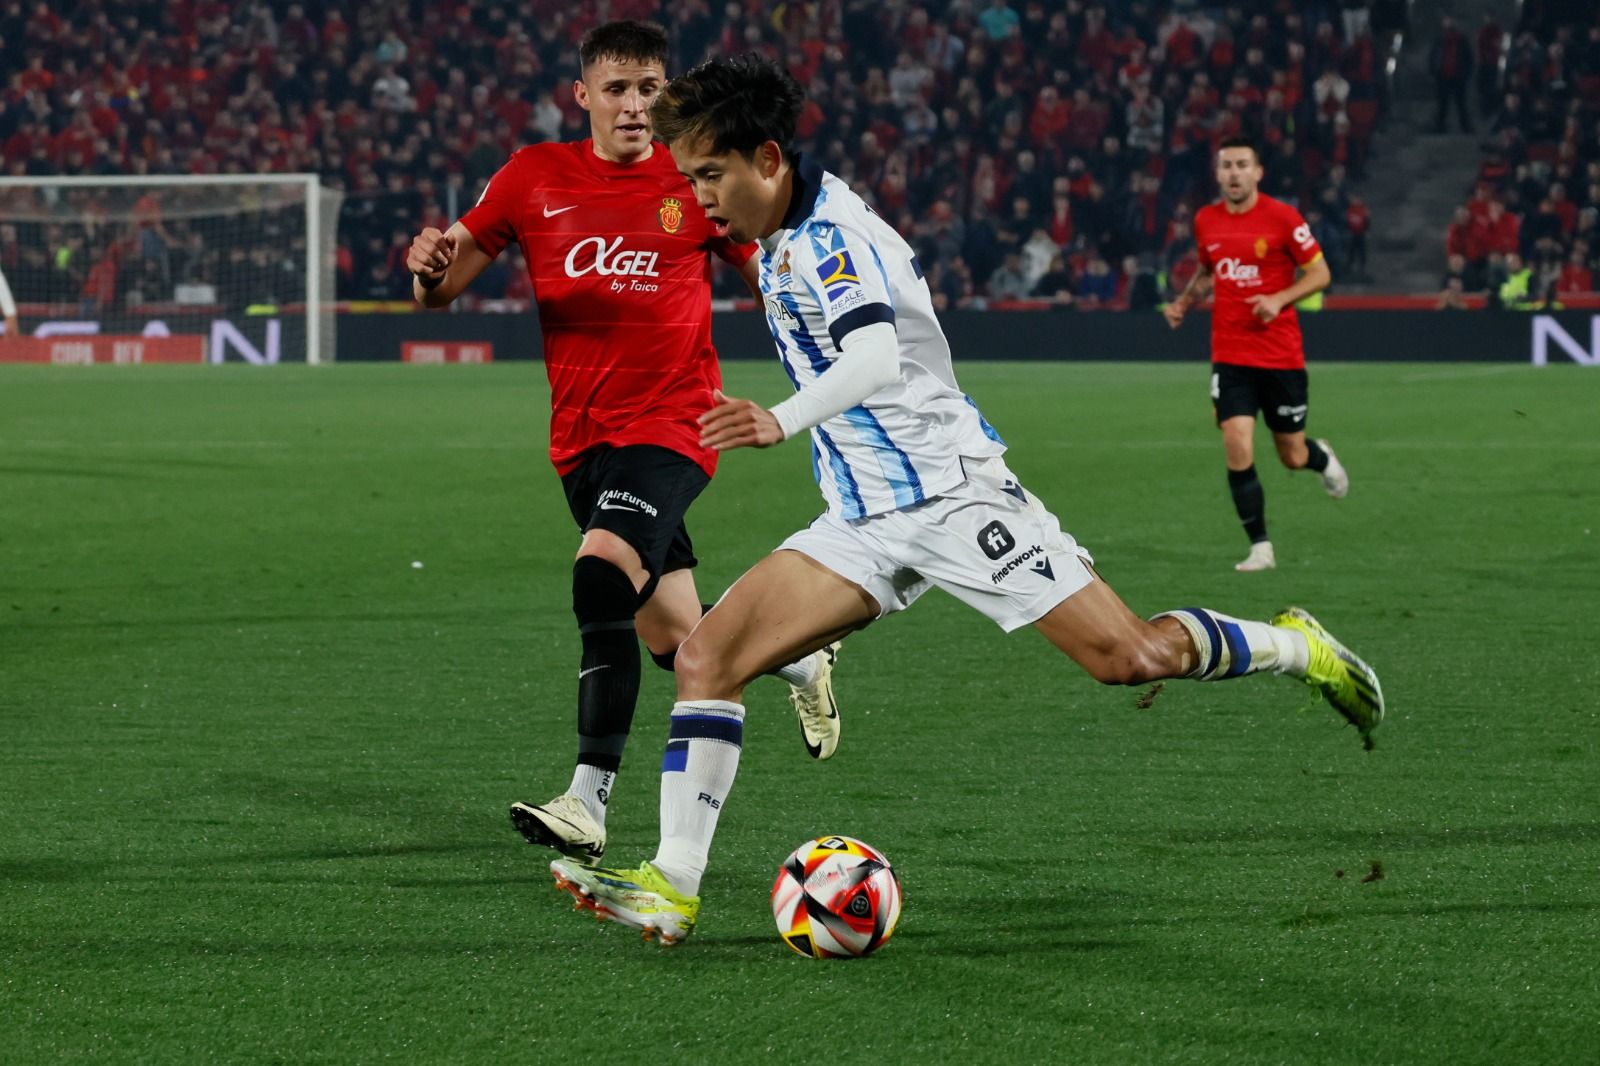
[2,1,1598,313]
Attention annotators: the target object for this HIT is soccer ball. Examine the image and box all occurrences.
[770,835,901,958]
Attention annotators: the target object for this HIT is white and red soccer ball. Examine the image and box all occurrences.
[771,835,901,958]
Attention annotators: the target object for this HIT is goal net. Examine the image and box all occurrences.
[0,175,342,364]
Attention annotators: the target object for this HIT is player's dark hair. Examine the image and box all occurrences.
[1217,135,1260,162]
[650,53,804,160]
[578,20,669,72]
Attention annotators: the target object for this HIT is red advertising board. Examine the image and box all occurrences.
[401,342,494,364]
[0,335,206,364]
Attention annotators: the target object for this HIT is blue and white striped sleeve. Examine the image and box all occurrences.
[798,221,896,350]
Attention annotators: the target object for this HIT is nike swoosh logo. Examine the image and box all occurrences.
[598,501,639,512]
[801,697,839,758]
[579,665,610,679]
[544,204,578,217]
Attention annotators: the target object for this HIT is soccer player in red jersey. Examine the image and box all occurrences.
[1164,136,1349,572]
[404,22,839,865]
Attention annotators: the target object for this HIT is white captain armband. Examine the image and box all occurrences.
[769,318,899,440]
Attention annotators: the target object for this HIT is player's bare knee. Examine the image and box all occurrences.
[671,635,743,698]
[671,635,713,687]
[636,615,693,660]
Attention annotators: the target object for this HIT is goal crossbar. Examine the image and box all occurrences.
[0,173,337,365]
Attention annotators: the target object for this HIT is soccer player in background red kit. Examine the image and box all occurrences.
[1164,136,1349,572]
[404,21,839,865]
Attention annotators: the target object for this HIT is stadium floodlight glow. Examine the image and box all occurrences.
[0,173,342,364]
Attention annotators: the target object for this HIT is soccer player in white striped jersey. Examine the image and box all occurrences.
[546,54,1386,946]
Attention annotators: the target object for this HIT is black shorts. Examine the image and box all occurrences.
[560,444,711,577]
[1211,363,1309,433]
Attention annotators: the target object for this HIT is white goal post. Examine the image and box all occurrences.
[0,174,342,364]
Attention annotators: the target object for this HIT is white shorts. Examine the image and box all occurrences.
[778,456,1095,632]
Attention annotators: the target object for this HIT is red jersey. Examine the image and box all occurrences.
[1195,193,1322,370]
[459,140,755,476]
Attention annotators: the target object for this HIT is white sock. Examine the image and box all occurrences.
[772,651,819,687]
[651,700,745,897]
[1153,608,1309,680]
[568,764,615,826]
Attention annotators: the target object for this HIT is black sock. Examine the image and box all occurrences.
[1302,439,1329,473]
[1227,465,1269,544]
[572,556,642,773]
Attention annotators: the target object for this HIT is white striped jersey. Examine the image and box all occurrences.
[758,157,1006,520]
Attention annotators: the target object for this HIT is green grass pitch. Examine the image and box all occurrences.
[3,361,1597,1064]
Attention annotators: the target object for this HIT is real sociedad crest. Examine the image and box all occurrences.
[659,197,684,234]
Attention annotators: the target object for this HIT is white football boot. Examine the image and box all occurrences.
[789,642,841,760]
[510,793,605,864]
[1235,541,1276,572]
[1316,439,1349,498]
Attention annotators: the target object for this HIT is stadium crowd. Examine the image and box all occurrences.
[1438,3,1600,308]
[0,0,1426,311]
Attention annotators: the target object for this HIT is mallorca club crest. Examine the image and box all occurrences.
[659,196,684,234]
[1254,236,1269,259]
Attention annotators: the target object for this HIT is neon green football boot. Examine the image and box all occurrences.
[550,859,700,945]
[1271,607,1385,750]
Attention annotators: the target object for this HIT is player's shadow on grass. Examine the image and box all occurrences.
[0,455,253,478]
[0,858,103,883]
[683,928,1134,960]
[208,842,495,865]
[28,608,500,631]
[0,463,159,480]
[0,843,508,884]
[1165,821,1600,851]
[1297,899,1600,925]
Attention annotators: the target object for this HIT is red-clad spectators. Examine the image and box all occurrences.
[1443,4,1600,302]
[1,0,1404,308]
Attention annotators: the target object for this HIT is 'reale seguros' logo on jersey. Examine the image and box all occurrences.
[659,197,683,234]
[817,250,861,300]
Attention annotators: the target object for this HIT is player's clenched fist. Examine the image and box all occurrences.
[699,389,784,451]
[407,227,456,281]
[1162,300,1187,329]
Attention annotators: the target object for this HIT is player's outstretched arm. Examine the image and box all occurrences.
[700,322,900,452]
[1164,261,1212,329]
[408,222,494,308]
[698,388,786,450]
